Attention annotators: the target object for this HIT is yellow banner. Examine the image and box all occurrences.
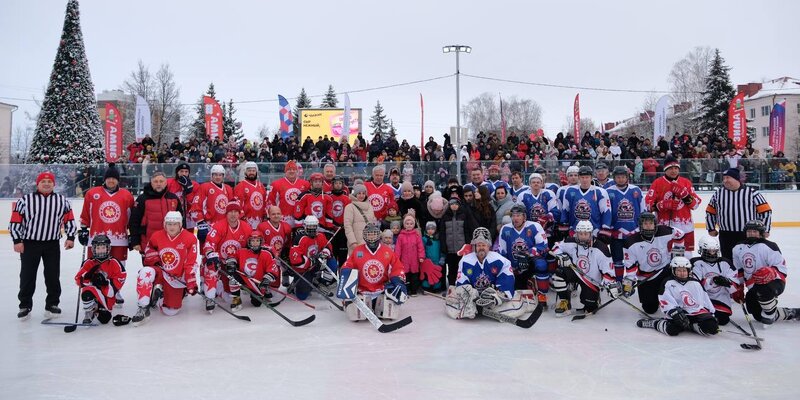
[299,108,362,145]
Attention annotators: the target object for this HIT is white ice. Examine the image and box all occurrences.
[0,230,798,400]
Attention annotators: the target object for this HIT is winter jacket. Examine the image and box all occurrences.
[492,194,514,232]
[423,233,443,265]
[129,183,183,249]
[439,205,478,255]
[397,196,422,220]
[343,194,377,253]
[395,229,425,273]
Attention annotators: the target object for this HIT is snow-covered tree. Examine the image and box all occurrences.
[28,0,104,164]
[696,49,735,136]
[320,85,338,108]
[369,101,390,141]
[668,46,713,107]
[222,99,243,143]
[189,83,217,142]
[293,88,312,136]
[121,61,183,148]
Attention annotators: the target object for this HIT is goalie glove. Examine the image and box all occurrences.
[384,276,408,305]
[475,287,503,307]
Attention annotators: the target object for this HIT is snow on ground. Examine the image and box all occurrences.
[0,230,799,400]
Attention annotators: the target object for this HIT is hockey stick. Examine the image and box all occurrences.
[719,328,765,341]
[222,270,314,327]
[571,281,644,322]
[158,265,251,322]
[740,303,762,351]
[274,257,344,311]
[43,320,98,327]
[235,271,316,310]
[423,290,544,329]
[63,244,88,333]
[727,318,755,338]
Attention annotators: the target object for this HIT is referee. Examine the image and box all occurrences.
[9,171,76,320]
[705,168,772,260]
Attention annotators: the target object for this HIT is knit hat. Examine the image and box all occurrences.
[225,200,242,213]
[663,155,680,171]
[425,221,437,231]
[175,162,190,175]
[722,168,740,181]
[382,229,394,238]
[285,160,298,171]
[423,180,435,190]
[36,171,56,186]
[352,183,367,197]
[103,164,120,181]
[401,181,413,193]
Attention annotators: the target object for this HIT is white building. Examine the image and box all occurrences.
[739,77,800,159]
[0,102,18,165]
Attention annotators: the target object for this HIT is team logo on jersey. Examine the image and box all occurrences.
[362,259,385,284]
[98,201,122,224]
[617,199,635,222]
[311,201,324,217]
[577,255,590,274]
[159,248,180,271]
[680,290,697,307]
[285,188,301,205]
[704,272,722,294]
[530,203,545,219]
[646,248,662,267]
[268,236,284,251]
[244,257,258,277]
[221,239,241,258]
[474,273,491,290]
[306,244,319,258]
[332,201,344,218]
[250,192,264,210]
[214,195,228,214]
[742,252,756,274]
[574,199,592,220]
[368,194,385,211]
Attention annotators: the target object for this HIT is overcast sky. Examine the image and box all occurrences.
[2,0,798,147]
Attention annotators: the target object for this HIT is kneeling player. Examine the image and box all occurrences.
[225,231,281,309]
[445,228,537,320]
[134,212,199,325]
[74,235,126,324]
[288,216,336,300]
[337,223,408,321]
[551,220,621,316]
[691,236,741,325]
[637,256,718,336]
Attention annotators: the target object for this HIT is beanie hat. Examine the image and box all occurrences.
[663,155,680,171]
[175,162,190,175]
[103,164,120,181]
[722,168,741,181]
[352,184,367,197]
[225,200,242,213]
[36,171,56,186]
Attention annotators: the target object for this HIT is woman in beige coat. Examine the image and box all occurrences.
[343,183,377,255]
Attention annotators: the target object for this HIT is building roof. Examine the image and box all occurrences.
[745,77,800,102]
[0,101,19,110]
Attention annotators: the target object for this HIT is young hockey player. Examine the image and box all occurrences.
[690,236,741,325]
[497,204,549,304]
[551,220,617,316]
[733,220,798,324]
[328,176,351,265]
[226,231,280,308]
[288,215,335,300]
[233,161,267,229]
[202,200,252,312]
[134,211,199,325]
[636,256,718,337]
[73,234,126,324]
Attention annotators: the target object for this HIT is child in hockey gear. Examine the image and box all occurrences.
[551,220,617,317]
[422,221,445,292]
[445,228,536,320]
[691,236,741,325]
[733,220,798,324]
[623,212,684,314]
[74,235,126,324]
[636,257,718,336]
[395,215,426,296]
[497,204,549,303]
[230,231,281,307]
[288,215,334,300]
[135,212,198,325]
[605,166,647,281]
[382,229,395,249]
[338,223,407,321]
[201,200,252,313]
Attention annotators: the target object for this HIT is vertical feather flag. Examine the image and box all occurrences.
[420,93,425,158]
[278,95,294,139]
[500,94,507,142]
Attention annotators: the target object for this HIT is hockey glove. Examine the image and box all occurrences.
[667,308,691,330]
[196,221,210,242]
[556,253,574,269]
[670,182,690,200]
[384,276,408,305]
[604,281,622,299]
[258,273,276,292]
[752,267,778,285]
[712,275,732,287]
[225,258,238,276]
[656,199,682,211]
[186,276,198,296]
[537,214,554,229]
[177,175,193,194]
[622,278,636,297]
[476,287,503,307]
[78,227,90,247]
[512,251,531,273]
[205,254,220,269]
[91,273,108,288]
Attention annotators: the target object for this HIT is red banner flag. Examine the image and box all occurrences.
[573,94,580,144]
[104,103,122,162]
[728,92,747,150]
[204,96,223,141]
[420,93,425,158]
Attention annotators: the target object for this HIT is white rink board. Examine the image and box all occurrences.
[0,229,799,400]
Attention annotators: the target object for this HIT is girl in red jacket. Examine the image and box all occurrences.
[394,214,425,296]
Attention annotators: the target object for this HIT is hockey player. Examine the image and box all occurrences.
[606,166,646,281]
[257,206,293,255]
[165,162,199,228]
[78,164,134,304]
[321,163,348,195]
[337,222,408,321]
[234,161,267,229]
[73,235,126,324]
[524,173,559,233]
[560,166,612,237]
[592,163,613,188]
[445,227,537,320]
[644,156,701,252]
[733,220,798,324]
[266,160,310,226]
[636,257,718,337]
[508,171,531,203]
[134,211,199,325]
[497,205,549,304]
[192,164,234,244]
[551,220,618,316]
[623,212,685,314]
[554,165,580,241]
[226,231,281,308]
[328,176,352,265]
[690,236,741,326]
[365,165,396,220]
[532,167,558,194]
[288,216,335,300]
[201,200,252,312]
[293,172,333,230]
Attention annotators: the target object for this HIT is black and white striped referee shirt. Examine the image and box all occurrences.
[9,191,77,242]
[705,186,772,232]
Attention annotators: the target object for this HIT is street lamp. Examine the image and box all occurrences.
[443,44,471,183]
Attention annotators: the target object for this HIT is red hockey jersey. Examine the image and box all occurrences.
[256,220,293,253]
[235,247,280,289]
[645,176,701,234]
[342,243,406,293]
[192,182,233,224]
[293,191,333,228]
[74,257,127,299]
[80,187,135,247]
[166,178,200,220]
[267,177,310,222]
[142,229,198,289]
[328,192,351,226]
[234,179,267,229]
[323,181,349,195]
[289,233,332,273]
[203,220,253,262]
[365,181,396,220]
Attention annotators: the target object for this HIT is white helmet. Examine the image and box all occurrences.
[698,236,721,262]
[211,164,225,175]
[244,161,258,171]
[670,256,692,282]
[303,215,319,236]
[566,165,580,175]
[574,220,593,247]
[164,211,182,225]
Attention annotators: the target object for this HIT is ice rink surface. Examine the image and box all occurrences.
[1,230,798,400]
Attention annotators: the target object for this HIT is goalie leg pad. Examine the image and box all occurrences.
[336,268,359,300]
[377,294,401,320]
[445,285,479,319]
[345,295,368,322]
[488,290,538,319]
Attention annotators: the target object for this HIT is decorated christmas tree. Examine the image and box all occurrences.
[696,49,736,137]
[28,0,104,164]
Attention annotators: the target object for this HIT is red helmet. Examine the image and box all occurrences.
[309,172,324,182]
[247,231,264,252]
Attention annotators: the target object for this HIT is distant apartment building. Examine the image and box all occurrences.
[738,77,800,159]
[0,101,18,164]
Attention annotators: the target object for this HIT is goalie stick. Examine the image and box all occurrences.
[423,290,544,329]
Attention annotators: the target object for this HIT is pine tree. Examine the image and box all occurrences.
[28,0,104,164]
[292,88,312,137]
[223,99,243,143]
[320,85,338,108]
[369,101,390,141]
[190,83,217,142]
[697,49,735,136]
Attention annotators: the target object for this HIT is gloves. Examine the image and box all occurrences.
[732,288,744,304]
[671,182,690,200]
[384,276,408,305]
[259,273,276,292]
[537,214,554,228]
[605,281,621,299]
[456,244,472,257]
[712,275,732,287]
[556,253,574,269]
[667,308,691,329]
[598,229,613,239]
[206,254,220,269]
[186,278,198,296]
[225,258,238,276]
[197,221,209,242]
[78,227,89,247]
[177,175,193,194]
[318,267,336,286]
[752,267,778,285]
[622,278,636,297]
[319,248,331,259]
[476,287,503,307]
[656,199,682,211]
[419,259,443,286]
[91,273,108,287]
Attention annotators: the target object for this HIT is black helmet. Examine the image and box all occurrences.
[510,204,527,216]
[638,212,657,240]
[578,166,593,176]
[596,162,609,171]
[744,219,766,244]
[612,166,629,177]
[91,234,111,261]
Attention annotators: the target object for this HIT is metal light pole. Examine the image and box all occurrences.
[443,44,471,183]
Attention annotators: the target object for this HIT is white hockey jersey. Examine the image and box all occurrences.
[658,278,715,317]
[552,237,617,291]
[623,226,684,281]
[690,257,741,310]
[732,239,787,289]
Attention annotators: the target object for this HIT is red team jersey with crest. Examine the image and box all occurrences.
[80,187,135,247]
[142,229,199,288]
[644,176,701,235]
[192,182,233,224]
[365,181,396,220]
[74,257,127,309]
[235,247,280,290]
[323,181,349,196]
[294,192,333,228]
[234,180,267,229]
[267,178,310,222]
[342,243,406,293]
[256,220,293,253]
[289,233,332,273]
[328,192,351,226]
[203,221,252,262]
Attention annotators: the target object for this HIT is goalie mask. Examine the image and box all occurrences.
[91,234,111,261]
[363,222,382,250]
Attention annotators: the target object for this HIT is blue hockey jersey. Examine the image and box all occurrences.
[560,185,612,233]
[606,184,647,239]
[523,189,559,224]
[497,221,548,271]
[464,181,494,196]
[456,251,515,297]
[390,183,402,201]
[545,183,559,194]
[509,184,531,204]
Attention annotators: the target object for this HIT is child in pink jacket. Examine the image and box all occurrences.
[394,214,425,296]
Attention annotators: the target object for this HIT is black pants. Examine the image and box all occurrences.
[719,230,746,262]
[406,272,421,295]
[445,253,462,287]
[19,240,62,309]
[555,267,599,312]
[745,280,785,322]
[638,269,669,314]
[331,228,348,267]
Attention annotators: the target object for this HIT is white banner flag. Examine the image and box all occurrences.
[654,95,669,142]
[135,95,151,141]
[343,93,351,142]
